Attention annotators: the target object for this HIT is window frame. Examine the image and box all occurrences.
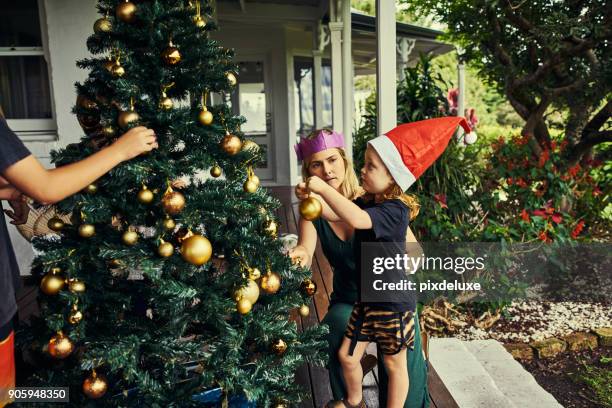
[1,0,57,141]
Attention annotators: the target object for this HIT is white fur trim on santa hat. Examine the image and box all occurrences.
[368,135,416,191]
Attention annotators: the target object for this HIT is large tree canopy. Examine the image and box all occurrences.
[404,0,611,165]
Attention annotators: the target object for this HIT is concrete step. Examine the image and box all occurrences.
[430,338,564,408]
[429,338,516,408]
[464,340,563,408]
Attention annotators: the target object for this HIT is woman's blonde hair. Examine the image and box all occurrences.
[300,128,362,200]
[364,183,420,221]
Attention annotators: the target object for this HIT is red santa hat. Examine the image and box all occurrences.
[368,117,473,191]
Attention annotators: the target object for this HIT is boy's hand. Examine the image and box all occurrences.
[112,127,158,161]
[3,192,30,225]
[305,176,327,194]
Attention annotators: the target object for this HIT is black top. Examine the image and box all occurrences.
[354,197,415,312]
[0,118,31,327]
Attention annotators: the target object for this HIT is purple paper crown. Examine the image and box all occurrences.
[294,130,345,161]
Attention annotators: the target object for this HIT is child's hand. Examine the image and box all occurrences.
[305,176,327,194]
[289,245,310,268]
[3,191,30,225]
[111,126,158,161]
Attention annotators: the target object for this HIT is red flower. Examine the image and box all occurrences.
[551,140,557,150]
[507,177,514,186]
[532,209,547,217]
[538,230,551,242]
[571,220,585,239]
[520,209,530,222]
[551,214,562,224]
[516,178,528,188]
[433,193,448,209]
[538,150,550,168]
[568,164,581,178]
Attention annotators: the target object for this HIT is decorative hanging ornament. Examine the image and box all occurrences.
[122,227,139,246]
[118,99,139,129]
[137,185,154,204]
[226,71,237,86]
[101,125,116,137]
[162,216,176,231]
[85,183,98,194]
[78,223,96,238]
[243,167,260,193]
[193,1,206,28]
[264,218,278,238]
[111,58,125,78]
[116,0,137,23]
[236,298,252,315]
[242,140,259,153]
[233,279,260,304]
[161,40,182,65]
[103,57,115,72]
[210,165,222,178]
[161,186,186,215]
[68,303,83,325]
[158,239,174,258]
[300,278,317,297]
[180,234,212,266]
[270,338,287,356]
[47,331,74,359]
[40,268,65,295]
[93,15,112,34]
[159,82,175,110]
[220,131,242,155]
[198,92,213,125]
[260,270,281,294]
[47,216,65,232]
[298,304,310,317]
[82,370,108,399]
[299,196,322,221]
[247,267,261,280]
[68,278,86,293]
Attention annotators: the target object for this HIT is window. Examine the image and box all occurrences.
[0,0,55,136]
[293,56,332,142]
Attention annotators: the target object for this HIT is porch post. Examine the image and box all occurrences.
[376,0,397,135]
[329,2,344,134]
[313,22,327,129]
[457,47,466,120]
[341,0,353,160]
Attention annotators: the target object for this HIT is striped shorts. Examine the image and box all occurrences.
[345,304,415,356]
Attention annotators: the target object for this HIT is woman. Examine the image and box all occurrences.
[290,129,429,407]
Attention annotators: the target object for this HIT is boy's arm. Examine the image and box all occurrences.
[295,183,341,222]
[307,176,372,229]
[2,127,157,204]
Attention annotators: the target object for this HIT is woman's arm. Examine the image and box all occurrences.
[289,217,318,268]
[2,126,157,204]
[307,176,372,229]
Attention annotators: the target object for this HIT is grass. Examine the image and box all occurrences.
[571,355,612,408]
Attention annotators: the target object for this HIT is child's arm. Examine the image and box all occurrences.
[307,176,372,229]
[2,126,157,204]
[295,182,341,222]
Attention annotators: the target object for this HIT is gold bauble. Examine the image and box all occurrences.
[162,190,186,215]
[236,298,252,315]
[85,183,98,194]
[161,44,182,65]
[68,279,86,293]
[248,267,261,280]
[103,59,115,72]
[47,217,65,232]
[159,95,174,110]
[116,1,137,23]
[210,165,222,178]
[271,339,287,356]
[69,307,83,325]
[198,109,213,125]
[118,110,139,129]
[162,217,176,231]
[82,372,108,399]
[193,15,206,28]
[260,271,281,295]
[264,220,278,238]
[221,133,242,155]
[273,403,288,408]
[77,96,98,110]
[174,228,193,244]
[242,140,259,152]
[243,179,258,193]
[111,63,125,78]
[299,197,323,221]
[137,186,154,204]
[233,279,260,304]
[180,235,212,266]
[48,332,74,359]
[122,229,139,246]
[226,72,237,86]
[298,304,310,317]
[158,241,174,258]
[78,223,96,238]
[102,126,116,137]
[300,278,317,297]
[40,269,65,295]
[93,17,112,33]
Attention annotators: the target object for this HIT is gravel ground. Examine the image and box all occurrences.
[453,301,612,343]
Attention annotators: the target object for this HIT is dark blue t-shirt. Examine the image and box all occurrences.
[0,118,31,327]
[354,197,416,312]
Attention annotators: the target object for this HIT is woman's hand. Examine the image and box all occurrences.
[111,126,158,161]
[289,244,311,268]
[2,189,30,225]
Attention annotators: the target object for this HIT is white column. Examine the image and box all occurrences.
[341,0,353,160]
[457,47,466,119]
[329,20,344,134]
[313,50,324,129]
[376,0,397,135]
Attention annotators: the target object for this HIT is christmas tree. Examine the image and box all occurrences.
[18,1,327,406]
